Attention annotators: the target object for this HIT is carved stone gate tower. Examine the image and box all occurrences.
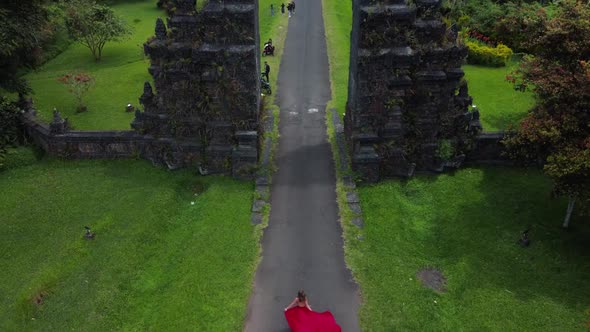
[132,0,260,177]
[345,0,481,181]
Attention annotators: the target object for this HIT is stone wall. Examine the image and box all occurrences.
[132,0,260,176]
[346,0,482,182]
[23,109,509,173]
[21,110,203,169]
[466,132,511,165]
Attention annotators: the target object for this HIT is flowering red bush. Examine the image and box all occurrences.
[466,30,499,47]
[57,72,95,113]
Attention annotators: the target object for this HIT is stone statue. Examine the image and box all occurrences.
[140,82,155,109]
[458,83,469,98]
[50,109,69,134]
[142,81,154,98]
[52,109,63,124]
[155,18,167,39]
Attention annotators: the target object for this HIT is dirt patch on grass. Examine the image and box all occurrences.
[189,180,208,195]
[32,291,48,306]
[417,268,447,293]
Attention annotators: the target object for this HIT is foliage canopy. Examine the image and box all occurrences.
[64,0,131,61]
[503,0,590,226]
[0,0,55,93]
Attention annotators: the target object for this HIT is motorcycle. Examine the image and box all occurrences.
[260,74,272,95]
[262,43,275,56]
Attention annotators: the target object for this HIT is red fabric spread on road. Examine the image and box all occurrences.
[284,306,341,332]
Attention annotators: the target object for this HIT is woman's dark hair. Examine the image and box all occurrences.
[297,290,306,302]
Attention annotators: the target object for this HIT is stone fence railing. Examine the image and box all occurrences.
[22,110,143,159]
[21,110,259,177]
[465,132,511,165]
[22,108,509,180]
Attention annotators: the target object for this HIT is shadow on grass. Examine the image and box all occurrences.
[426,166,590,309]
[356,166,590,330]
[481,109,528,132]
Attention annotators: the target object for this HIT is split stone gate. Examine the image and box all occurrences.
[24,0,491,181]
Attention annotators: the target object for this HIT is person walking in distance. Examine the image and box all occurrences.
[281,3,285,15]
[270,4,275,16]
[263,61,270,82]
[291,1,295,14]
[287,2,292,18]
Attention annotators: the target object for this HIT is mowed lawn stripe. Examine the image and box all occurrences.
[0,158,256,330]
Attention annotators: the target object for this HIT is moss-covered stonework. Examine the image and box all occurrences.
[345,0,481,181]
[133,0,260,175]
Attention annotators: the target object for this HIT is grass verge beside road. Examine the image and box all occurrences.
[322,0,352,116]
[0,155,258,330]
[259,0,289,100]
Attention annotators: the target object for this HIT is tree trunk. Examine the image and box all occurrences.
[562,196,576,228]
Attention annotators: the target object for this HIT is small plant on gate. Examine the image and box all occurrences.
[57,73,95,113]
[436,139,455,161]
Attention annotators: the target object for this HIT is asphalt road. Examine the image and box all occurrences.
[244,1,361,331]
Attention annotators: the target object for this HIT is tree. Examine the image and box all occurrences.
[0,0,51,94]
[64,0,131,61]
[58,72,95,113]
[494,2,546,53]
[503,0,590,228]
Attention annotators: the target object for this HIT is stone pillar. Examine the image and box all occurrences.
[136,0,261,175]
[346,0,480,181]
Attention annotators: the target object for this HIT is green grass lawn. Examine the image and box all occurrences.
[464,62,536,132]
[322,0,352,115]
[0,2,289,330]
[349,168,590,330]
[26,0,160,130]
[0,152,259,330]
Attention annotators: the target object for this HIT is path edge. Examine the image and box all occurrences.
[326,108,366,325]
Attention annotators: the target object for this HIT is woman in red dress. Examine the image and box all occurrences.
[284,290,313,312]
[283,290,341,332]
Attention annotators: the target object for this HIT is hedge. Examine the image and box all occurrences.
[466,41,513,67]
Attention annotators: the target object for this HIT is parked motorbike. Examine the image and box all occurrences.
[260,74,272,95]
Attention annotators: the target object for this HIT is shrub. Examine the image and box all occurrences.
[57,73,95,113]
[466,40,513,67]
[63,0,131,61]
[1,146,38,171]
[0,97,24,169]
[436,139,455,161]
[463,0,503,37]
[494,2,545,53]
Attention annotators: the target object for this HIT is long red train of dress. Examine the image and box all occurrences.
[284,306,341,332]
